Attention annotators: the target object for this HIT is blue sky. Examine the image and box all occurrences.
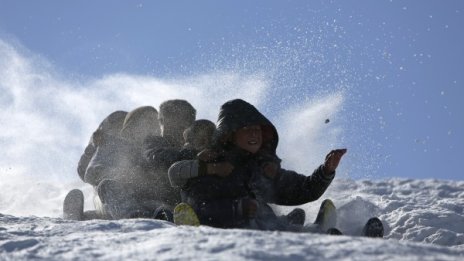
[0,0,463,181]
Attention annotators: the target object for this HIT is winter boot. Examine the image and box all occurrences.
[313,199,337,232]
[97,179,131,219]
[286,208,306,226]
[63,189,84,221]
[362,217,384,238]
[173,203,200,226]
[327,227,343,235]
[154,207,174,222]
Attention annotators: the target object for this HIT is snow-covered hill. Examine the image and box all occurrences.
[1,178,463,260]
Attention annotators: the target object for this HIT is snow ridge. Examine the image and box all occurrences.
[1,178,463,260]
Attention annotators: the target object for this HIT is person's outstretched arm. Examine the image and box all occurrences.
[274,149,347,205]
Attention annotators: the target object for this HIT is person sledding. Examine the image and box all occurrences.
[63,110,127,221]
[63,106,166,220]
[168,99,380,235]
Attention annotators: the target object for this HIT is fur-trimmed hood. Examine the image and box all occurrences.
[213,99,278,155]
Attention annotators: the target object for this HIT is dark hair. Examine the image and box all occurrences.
[159,99,196,123]
[183,119,216,143]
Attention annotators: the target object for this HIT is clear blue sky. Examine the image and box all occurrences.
[1,0,463,180]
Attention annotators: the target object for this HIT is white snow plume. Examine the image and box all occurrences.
[0,39,344,217]
[0,39,266,216]
[275,93,344,174]
[1,39,463,261]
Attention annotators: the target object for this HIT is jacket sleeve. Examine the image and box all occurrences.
[143,136,196,170]
[77,141,96,182]
[273,164,335,206]
[168,160,198,188]
[168,160,210,188]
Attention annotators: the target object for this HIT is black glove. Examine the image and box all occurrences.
[241,198,258,218]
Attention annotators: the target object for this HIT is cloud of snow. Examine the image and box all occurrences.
[276,93,345,174]
[0,39,345,217]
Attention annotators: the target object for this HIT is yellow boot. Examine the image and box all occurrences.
[173,203,200,226]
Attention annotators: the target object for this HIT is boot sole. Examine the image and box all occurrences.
[173,203,200,226]
[63,189,84,221]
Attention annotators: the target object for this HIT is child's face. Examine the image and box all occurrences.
[234,125,262,154]
[189,134,211,151]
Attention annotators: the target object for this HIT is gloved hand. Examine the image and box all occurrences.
[207,162,234,177]
[179,148,197,160]
[241,198,258,218]
[261,162,279,179]
[197,148,221,161]
[257,152,281,179]
[323,148,347,175]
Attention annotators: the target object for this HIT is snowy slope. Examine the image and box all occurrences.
[0,216,462,261]
[1,178,463,260]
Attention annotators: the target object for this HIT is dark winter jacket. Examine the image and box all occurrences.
[181,99,335,230]
[85,134,148,186]
[81,107,160,187]
[86,106,169,218]
[90,134,170,218]
[143,135,197,207]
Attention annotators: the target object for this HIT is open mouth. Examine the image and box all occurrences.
[248,140,258,145]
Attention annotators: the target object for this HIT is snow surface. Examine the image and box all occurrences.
[1,178,463,260]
